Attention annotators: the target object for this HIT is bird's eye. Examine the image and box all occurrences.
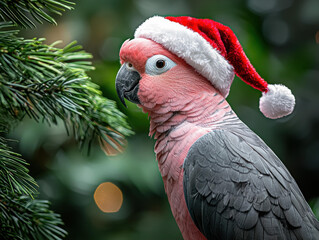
[126,62,135,71]
[156,60,165,68]
[145,55,176,75]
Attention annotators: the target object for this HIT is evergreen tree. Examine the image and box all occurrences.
[0,1,132,239]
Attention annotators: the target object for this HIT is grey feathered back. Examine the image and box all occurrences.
[183,121,319,240]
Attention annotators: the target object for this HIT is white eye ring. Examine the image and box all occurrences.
[145,55,176,75]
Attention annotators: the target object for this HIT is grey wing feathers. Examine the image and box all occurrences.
[183,126,319,240]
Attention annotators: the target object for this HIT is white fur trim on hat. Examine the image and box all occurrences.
[134,16,235,97]
[259,84,295,119]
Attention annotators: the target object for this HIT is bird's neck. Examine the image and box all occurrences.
[140,90,240,181]
[141,90,238,139]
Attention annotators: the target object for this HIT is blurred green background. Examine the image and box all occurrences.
[8,0,319,239]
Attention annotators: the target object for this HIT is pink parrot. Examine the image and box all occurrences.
[115,16,319,239]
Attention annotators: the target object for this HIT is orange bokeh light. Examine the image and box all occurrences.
[94,182,123,213]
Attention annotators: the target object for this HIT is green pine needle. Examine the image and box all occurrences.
[0,22,133,151]
[0,0,75,28]
[0,191,67,240]
[0,136,37,197]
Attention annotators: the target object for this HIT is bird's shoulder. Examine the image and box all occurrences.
[183,126,319,240]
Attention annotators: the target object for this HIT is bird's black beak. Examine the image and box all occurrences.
[115,64,141,107]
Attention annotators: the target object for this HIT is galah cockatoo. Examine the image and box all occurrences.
[115,16,319,239]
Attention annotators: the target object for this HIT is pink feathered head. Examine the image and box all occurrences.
[134,16,295,119]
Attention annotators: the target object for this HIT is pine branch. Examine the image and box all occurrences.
[0,1,132,239]
[0,136,37,198]
[0,136,65,240]
[0,0,74,28]
[0,190,67,240]
[0,22,133,151]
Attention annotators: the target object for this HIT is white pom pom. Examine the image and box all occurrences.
[259,84,295,119]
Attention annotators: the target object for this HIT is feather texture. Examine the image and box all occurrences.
[183,124,319,240]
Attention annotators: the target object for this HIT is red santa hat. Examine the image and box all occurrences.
[134,16,295,119]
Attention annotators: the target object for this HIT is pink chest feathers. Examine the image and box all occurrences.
[154,123,209,240]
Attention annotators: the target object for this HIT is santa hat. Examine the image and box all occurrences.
[134,16,295,119]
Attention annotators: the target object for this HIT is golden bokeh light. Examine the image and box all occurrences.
[94,182,123,213]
